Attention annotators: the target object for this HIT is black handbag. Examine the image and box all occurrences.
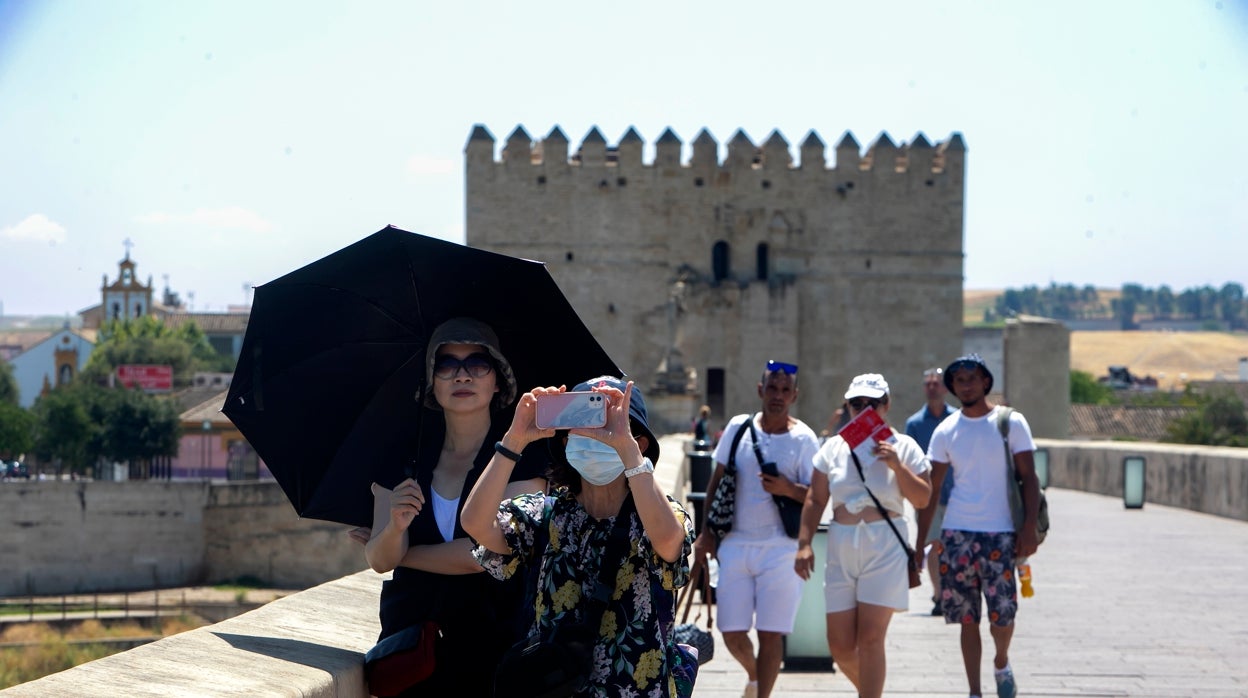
[746,419,802,539]
[705,418,751,540]
[494,495,636,698]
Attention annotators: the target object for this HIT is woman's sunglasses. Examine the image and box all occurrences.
[848,398,882,411]
[433,352,494,379]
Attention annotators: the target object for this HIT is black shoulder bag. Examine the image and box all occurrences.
[495,494,637,698]
[849,451,921,589]
[705,415,752,540]
[746,419,803,539]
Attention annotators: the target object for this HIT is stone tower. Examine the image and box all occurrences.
[465,124,966,432]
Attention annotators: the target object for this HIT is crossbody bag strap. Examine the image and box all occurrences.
[849,450,914,557]
[745,415,766,468]
[577,494,637,636]
[725,414,752,474]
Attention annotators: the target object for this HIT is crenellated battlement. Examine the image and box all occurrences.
[465,124,965,174]
[464,118,967,431]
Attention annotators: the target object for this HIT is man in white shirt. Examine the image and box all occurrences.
[916,354,1041,698]
[693,360,819,698]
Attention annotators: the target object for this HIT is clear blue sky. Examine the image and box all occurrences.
[2,0,1246,317]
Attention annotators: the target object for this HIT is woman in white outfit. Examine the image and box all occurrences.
[794,373,931,698]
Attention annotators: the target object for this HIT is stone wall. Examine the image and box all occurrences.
[465,124,966,428]
[1038,439,1248,520]
[1005,316,1071,439]
[1,480,363,596]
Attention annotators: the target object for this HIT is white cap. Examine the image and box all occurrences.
[844,373,889,400]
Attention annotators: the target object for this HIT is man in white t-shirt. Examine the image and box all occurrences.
[693,360,819,698]
[915,354,1041,698]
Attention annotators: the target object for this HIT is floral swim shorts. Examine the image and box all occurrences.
[938,529,1017,627]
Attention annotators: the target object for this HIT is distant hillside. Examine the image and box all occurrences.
[964,290,1248,389]
[963,288,1122,325]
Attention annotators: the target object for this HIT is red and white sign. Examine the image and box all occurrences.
[116,364,173,393]
[837,407,898,462]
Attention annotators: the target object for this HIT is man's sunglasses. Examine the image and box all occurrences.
[766,360,798,375]
[848,398,882,411]
[433,352,494,379]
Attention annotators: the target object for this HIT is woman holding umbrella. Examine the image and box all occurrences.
[463,376,697,697]
[356,317,548,696]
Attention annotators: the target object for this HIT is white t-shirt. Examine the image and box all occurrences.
[712,413,819,543]
[431,490,459,543]
[813,433,930,517]
[927,406,1036,533]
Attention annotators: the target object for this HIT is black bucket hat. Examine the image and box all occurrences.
[571,375,660,462]
[943,353,994,394]
[423,317,517,410]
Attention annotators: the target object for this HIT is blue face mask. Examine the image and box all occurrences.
[564,435,625,486]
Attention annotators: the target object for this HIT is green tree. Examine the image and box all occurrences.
[30,387,95,477]
[0,402,35,458]
[1070,370,1116,405]
[79,317,235,387]
[0,360,18,405]
[1165,390,1248,447]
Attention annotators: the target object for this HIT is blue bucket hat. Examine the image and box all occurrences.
[944,353,994,394]
[571,375,660,462]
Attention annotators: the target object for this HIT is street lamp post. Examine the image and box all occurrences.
[201,419,212,480]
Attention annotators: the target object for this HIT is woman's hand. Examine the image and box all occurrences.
[795,543,816,580]
[873,441,902,471]
[569,381,638,458]
[385,478,425,531]
[504,386,562,451]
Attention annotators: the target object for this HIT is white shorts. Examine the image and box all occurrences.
[823,519,911,613]
[716,537,804,634]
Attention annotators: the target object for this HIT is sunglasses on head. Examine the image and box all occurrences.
[766,360,798,375]
[433,352,494,379]
[923,368,943,377]
[848,397,882,411]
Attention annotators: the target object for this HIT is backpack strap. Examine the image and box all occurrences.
[996,406,1015,473]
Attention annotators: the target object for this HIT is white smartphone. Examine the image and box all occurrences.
[535,391,608,430]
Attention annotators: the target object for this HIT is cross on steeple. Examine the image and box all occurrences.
[123,238,135,259]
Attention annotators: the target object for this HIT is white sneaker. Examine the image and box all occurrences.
[742,681,759,698]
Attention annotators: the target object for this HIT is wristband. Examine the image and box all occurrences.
[494,441,523,462]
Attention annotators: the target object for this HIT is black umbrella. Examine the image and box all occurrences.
[223,225,620,527]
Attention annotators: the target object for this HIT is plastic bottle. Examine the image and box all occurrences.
[1017,558,1034,598]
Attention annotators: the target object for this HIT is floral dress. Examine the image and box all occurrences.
[474,489,696,698]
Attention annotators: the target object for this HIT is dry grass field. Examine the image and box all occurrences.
[1070,331,1248,389]
[965,290,1248,391]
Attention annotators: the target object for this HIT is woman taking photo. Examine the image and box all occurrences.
[462,376,696,697]
[794,373,931,698]
[359,317,548,696]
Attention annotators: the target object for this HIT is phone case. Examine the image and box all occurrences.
[535,391,608,429]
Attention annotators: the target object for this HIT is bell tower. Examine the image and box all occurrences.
[100,239,154,323]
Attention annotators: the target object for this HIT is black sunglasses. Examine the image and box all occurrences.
[433,352,494,379]
[766,360,798,375]
[848,398,882,411]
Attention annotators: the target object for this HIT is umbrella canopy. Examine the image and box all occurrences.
[223,225,620,527]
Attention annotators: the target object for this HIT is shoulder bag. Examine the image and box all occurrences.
[705,416,752,540]
[673,552,715,664]
[998,407,1050,545]
[849,451,921,588]
[746,419,803,539]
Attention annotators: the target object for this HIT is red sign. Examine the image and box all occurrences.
[116,364,173,392]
